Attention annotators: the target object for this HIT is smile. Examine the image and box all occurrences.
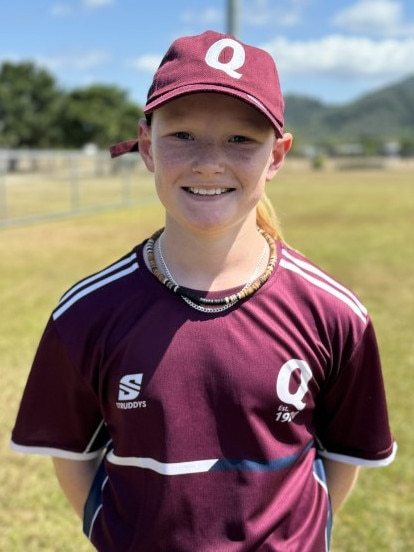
[184,187,233,196]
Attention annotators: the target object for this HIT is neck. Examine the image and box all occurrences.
[145,227,277,311]
[157,222,270,291]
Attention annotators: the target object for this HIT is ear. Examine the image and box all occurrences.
[138,118,155,173]
[266,132,293,181]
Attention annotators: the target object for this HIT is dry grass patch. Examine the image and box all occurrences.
[1,164,413,551]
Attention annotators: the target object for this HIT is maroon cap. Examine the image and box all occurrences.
[110,30,284,158]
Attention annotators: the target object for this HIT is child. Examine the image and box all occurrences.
[11,30,396,551]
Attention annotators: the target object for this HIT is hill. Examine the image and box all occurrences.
[284,74,414,144]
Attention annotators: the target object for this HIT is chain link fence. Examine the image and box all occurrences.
[0,149,156,228]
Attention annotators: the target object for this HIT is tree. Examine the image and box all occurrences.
[399,137,414,158]
[0,62,64,148]
[59,85,143,149]
[0,62,144,152]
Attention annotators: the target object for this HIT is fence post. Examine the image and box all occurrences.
[121,157,133,205]
[0,155,8,226]
[69,154,80,211]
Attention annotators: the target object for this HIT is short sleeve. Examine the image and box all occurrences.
[315,319,396,466]
[11,318,108,459]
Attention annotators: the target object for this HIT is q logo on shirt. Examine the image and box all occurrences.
[276,359,313,410]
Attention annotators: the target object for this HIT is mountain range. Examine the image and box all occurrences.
[283,75,414,144]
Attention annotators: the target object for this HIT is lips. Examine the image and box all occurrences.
[184,187,233,196]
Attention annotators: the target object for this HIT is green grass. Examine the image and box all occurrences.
[1,163,413,551]
[1,160,154,225]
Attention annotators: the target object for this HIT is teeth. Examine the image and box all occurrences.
[188,187,229,195]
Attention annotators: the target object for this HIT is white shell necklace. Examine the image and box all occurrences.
[156,232,270,313]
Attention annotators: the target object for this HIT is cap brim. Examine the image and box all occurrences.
[144,85,283,137]
[110,85,283,159]
[110,139,139,158]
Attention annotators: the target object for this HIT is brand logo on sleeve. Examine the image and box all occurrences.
[116,373,146,409]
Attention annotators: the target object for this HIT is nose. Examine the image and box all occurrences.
[192,142,225,175]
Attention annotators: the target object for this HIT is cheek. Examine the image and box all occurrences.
[152,151,185,196]
[244,156,273,186]
[153,147,186,175]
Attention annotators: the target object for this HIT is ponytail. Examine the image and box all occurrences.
[256,192,283,241]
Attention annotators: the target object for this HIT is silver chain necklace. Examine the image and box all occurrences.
[156,233,269,313]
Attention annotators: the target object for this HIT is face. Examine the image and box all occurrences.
[139,93,291,237]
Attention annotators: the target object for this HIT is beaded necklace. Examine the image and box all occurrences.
[145,228,277,313]
[158,233,268,313]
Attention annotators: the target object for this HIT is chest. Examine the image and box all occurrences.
[94,295,332,457]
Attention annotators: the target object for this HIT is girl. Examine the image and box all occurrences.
[11,30,396,551]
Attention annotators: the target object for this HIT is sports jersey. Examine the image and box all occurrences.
[11,238,396,552]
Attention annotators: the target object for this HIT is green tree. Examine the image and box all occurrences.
[359,135,383,156]
[0,61,64,148]
[60,85,143,149]
[400,137,414,158]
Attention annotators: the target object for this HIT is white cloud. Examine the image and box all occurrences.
[51,0,114,17]
[35,50,111,72]
[263,34,414,79]
[243,0,307,27]
[50,4,72,17]
[82,0,115,8]
[180,8,223,26]
[332,0,414,36]
[179,0,307,29]
[126,55,162,73]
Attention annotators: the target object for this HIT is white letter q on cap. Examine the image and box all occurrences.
[205,38,245,79]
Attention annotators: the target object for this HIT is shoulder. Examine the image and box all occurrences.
[277,242,368,326]
[52,245,144,322]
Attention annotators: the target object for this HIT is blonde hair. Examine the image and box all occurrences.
[256,192,283,241]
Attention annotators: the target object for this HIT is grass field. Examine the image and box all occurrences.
[1,162,413,551]
[1,159,154,226]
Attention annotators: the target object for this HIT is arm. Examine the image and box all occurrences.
[323,458,360,515]
[52,456,102,519]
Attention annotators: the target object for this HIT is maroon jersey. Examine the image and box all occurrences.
[11,239,396,551]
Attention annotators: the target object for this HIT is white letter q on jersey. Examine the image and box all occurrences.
[205,38,245,79]
[276,360,313,410]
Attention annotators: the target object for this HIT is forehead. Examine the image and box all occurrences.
[152,92,272,128]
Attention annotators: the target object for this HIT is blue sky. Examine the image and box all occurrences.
[2,0,414,106]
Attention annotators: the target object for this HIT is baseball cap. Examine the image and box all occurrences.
[110,30,284,158]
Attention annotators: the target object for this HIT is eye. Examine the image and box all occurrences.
[174,131,193,140]
[229,135,250,143]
